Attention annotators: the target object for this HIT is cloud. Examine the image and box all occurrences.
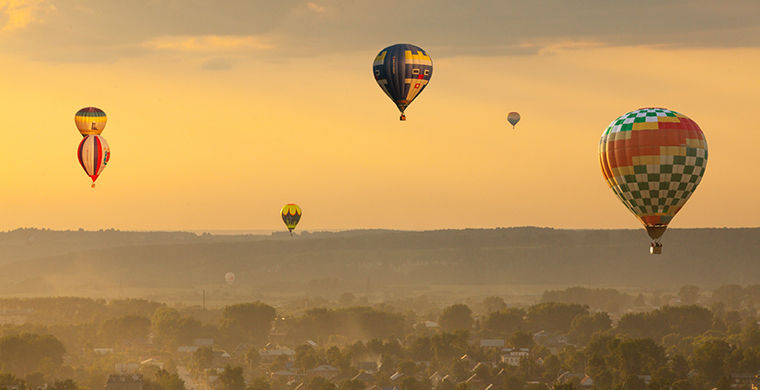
[306,2,326,14]
[0,0,54,32]
[201,58,234,71]
[143,35,273,52]
[0,0,758,63]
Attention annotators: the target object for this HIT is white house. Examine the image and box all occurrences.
[500,348,529,366]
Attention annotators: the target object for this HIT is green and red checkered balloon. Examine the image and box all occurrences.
[599,108,707,241]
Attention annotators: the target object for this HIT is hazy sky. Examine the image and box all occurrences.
[0,1,758,231]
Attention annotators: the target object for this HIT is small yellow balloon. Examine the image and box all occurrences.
[281,204,302,235]
[75,107,107,136]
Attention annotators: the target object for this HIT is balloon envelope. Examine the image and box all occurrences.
[281,204,302,232]
[77,135,110,185]
[507,112,520,128]
[599,107,707,241]
[75,107,107,137]
[372,44,432,120]
[225,272,235,285]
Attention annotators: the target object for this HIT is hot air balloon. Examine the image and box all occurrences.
[373,44,432,121]
[281,204,302,236]
[507,112,520,129]
[75,107,107,137]
[225,272,235,285]
[77,135,110,188]
[599,108,707,254]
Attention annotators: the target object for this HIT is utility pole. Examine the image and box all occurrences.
[203,289,206,311]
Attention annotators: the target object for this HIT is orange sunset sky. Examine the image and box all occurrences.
[0,1,758,232]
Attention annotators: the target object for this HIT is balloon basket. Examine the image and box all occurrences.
[91,183,96,189]
[649,242,662,255]
[399,114,406,121]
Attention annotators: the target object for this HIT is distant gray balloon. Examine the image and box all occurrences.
[507,112,520,129]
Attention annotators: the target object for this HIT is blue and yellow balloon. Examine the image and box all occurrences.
[372,44,433,121]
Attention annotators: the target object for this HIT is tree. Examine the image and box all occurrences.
[741,322,760,348]
[338,379,364,390]
[671,379,695,390]
[526,302,588,333]
[482,296,507,313]
[149,369,186,390]
[678,286,700,305]
[246,347,261,369]
[338,293,356,306]
[691,338,731,384]
[398,360,418,376]
[193,346,214,371]
[247,377,272,390]
[326,346,350,371]
[408,336,433,361]
[220,302,276,345]
[50,379,79,390]
[151,307,204,347]
[25,372,45,390]
[649,365,677,390]
[568,312,611,344]
[293,307,404,340]
[439,304,474,332]
[620,375,646,390]
[0,374,25,390]
[400,377,428,390]
[431,332,469,363]
[509,331,535,349]
[541,354,561,382]
[304,376,336,390]
[660,305,713,336]
[101,315,151,345]
[712,285,745,310]
[295,344,320,370]
[0,333,66,377]
[482,308,525,338]
[218,365,246,390]
[613,338,666,377]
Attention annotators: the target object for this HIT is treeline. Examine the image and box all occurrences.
[542,285,760,314]
[2,228,760,295]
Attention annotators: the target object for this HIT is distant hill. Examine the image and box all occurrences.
[0,227,758,298]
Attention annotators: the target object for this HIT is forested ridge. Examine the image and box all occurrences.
[0,227,758,296]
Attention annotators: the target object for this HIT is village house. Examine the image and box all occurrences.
[480,339,505,348]
[104,374,144,390]
[501,348,529,366]
[307,365,339,379]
